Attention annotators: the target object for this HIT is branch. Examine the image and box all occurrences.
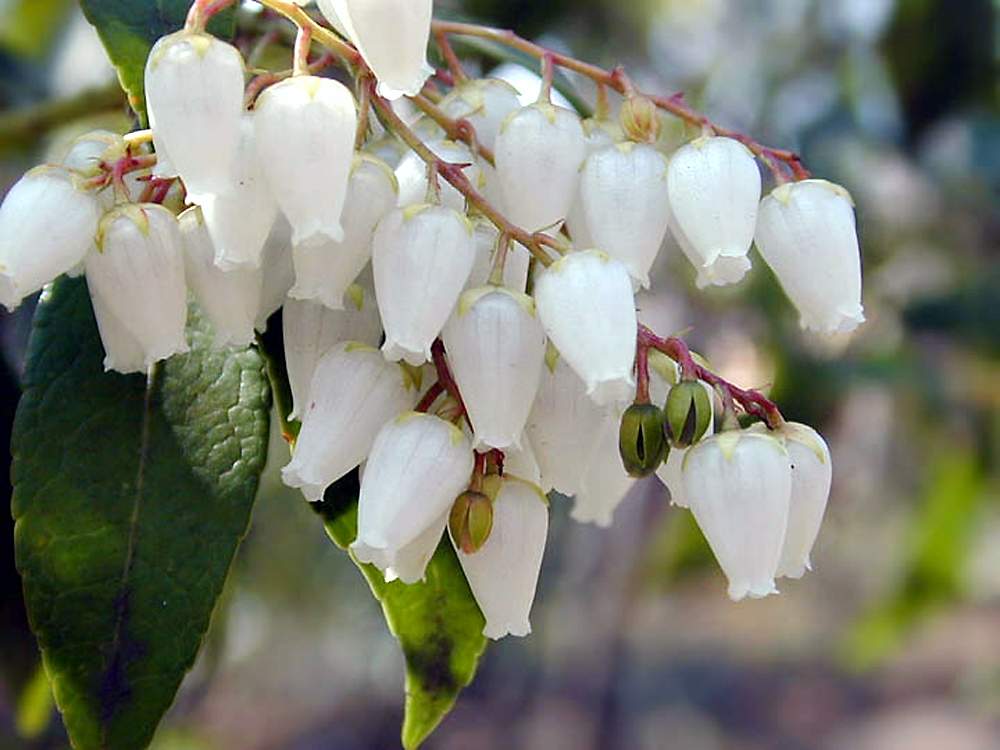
[365,77,556,267]
[637,324,784,429]
[431,20,810,181]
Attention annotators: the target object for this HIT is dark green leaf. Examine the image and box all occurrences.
[79,0,235,116]
[12,277,271,750]
[313,473,488,750]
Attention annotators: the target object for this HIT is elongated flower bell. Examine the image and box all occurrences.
[442,286,547,450]
[455,478,548,639]
[754,179,865,334]
[282,343,418,502]
[85,204,188,367]
[494,102,586,231]
[201,113,279,270]
[533,250,637,406]
[667,136,761,286]
[580,142,671,288]
[440,78,522,151]
[178,207,261,348]
[254,76,357,248]
[352,412,474,570]
[573,411,636,527]
[385,510,448,584]
[526,350,606,495]
[88,289,147,374]
[395,140,482,212]
[681,430,792,600]
[321,0,433,99]
[290,155,397,309]
[373,204,476,365]
[564,117,621,249]
[145,31,244,202]
[0,166,101,310]
[255,217,295,331]
[283,292,383,419]
[760,422,832,579]
[671,214,752,289]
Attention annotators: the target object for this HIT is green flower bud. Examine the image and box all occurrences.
[664,380,713,448]
[449,490,494,554]
[618,403,669,477]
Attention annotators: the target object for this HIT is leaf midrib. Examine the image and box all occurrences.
[99,364,158,747]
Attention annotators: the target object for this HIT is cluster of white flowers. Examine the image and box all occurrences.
[0,0,860,638]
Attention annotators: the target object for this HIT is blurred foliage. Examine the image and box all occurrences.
[0,0,72,59]
[843,448,987,669]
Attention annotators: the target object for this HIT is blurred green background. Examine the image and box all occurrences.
[1,0,998,748]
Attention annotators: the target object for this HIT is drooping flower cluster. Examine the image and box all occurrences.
[0,0,859,637]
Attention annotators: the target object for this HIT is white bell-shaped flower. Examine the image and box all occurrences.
[573,409,636,526]
[564,117,622,249]
[84,204,188,367]
[373,204,476,365]
[283,290,383,419]
[763,422,832,579]
[581,141,671,288]
[394,140,483,212]
[254,75,357,248]
[526,350,606,496]
[671,213,752,289]
[533,250,637,406]
[201,112,279,270]
[290,155,397,309]
[384,510,448,584]
[667,136,761,287]
[455,477,548,639]
[352,412,474,569]
[321,0,433,99]
[465,219,497,289]
[144,31,244,202]
[439,78,522,151]
[754,179,865,333]
[494,102,586,231]
[505,438,543,487]
[681,430,792,601]
[61,130,124,177]
[282,343,418,502]
[442,286,547,450]
[255,217,295,331]
[0,166,102,310]
[88,290,147,374]
[178,207,261,348]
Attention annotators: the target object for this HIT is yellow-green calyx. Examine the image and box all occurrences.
[619,403,669,478]
[449,490,493,554]
[664,380,712,449]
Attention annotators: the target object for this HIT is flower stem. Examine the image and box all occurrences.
[366,77,555,267]
[435,28,468,83]
[431,339,467,419]
[407,94,496,165]
[637,324,785,429]
[431,20,811,182]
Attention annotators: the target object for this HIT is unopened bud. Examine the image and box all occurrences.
[620,96,661,144]
[449,490,494,554]
[664,380,712,448]
[618,403,668,477]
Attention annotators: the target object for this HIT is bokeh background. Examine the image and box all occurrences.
[0,0,997,748]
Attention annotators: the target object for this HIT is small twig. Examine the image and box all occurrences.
[407,94,496,165]
[416,381,446,413]
[367,77,556,267]
[435,29,468,83]
[637,324,784,428]
[430,20,811,182]
[431,339,466,418]
[244,51,336,107]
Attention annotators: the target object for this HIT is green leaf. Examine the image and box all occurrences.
[313,473,488,749]
[12,277,271,750]
[79,0,235,116]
